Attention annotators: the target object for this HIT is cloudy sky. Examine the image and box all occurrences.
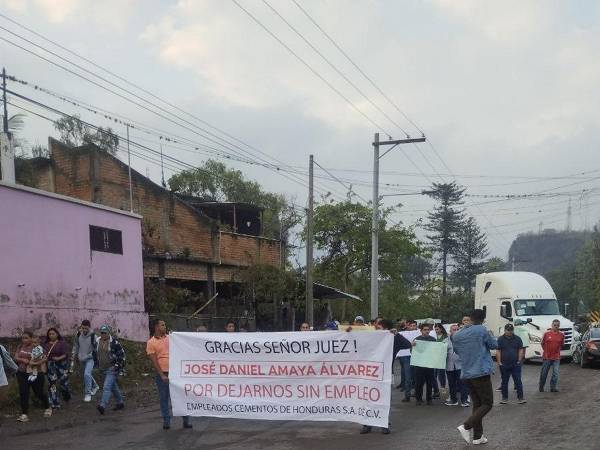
[2,0,600,259]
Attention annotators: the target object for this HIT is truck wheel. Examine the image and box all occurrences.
[580,352,591,368]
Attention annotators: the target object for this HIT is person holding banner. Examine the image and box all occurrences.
[360,319,396,435]
[225,320,238,333]
[412,323,437,405]
[453,309,498,445]
[146,319,192,430]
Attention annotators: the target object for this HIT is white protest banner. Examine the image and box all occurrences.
[409,340,448,369]
[169,331,393,427]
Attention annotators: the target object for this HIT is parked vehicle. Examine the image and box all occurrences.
[572,326,600,368]
[474,271,575,360]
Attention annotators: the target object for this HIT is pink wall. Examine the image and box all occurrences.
[0,183,148,341]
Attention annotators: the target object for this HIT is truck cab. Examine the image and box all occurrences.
[475,271,574,359]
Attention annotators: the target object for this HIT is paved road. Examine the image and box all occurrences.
[2,363,599,449]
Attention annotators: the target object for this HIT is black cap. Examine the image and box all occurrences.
[505,323,514,331]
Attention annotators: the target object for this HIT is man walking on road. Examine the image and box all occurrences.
[96,325,126,415]
[72,320,99,402]
[452,309,497,445]
[497,324,526,404]
[539,319,564,393]
[147,319,192,430]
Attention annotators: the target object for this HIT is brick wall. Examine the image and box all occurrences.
[37,139,281,283]
[219,232,281,267]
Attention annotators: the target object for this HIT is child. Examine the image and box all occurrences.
[27,338,47,382]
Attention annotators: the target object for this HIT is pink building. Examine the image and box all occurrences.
[0,181,148,341]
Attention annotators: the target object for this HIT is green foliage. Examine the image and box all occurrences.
[425,182,466,296]
[483,257,506,272]
[144,279,203,314]
[573,228,600,314]
[53,114,119,155]
[310,200,421,321]
[240,264,303,330]
[452,216,489,294]
[168,159,300,240]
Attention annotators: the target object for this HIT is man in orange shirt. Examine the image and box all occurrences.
[146,319,192,430]
[539,319,565,393]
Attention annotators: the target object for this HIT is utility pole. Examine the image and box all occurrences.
[370,133,425,319]
[160,142,166,188]
[306,154,314,327]
[126,124,133,212]
[1,67,15,183]
[2,68,7,134]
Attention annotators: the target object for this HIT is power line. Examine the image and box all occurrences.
[230,0,392,136]
[0,13,317,186]
[0,27,318,193]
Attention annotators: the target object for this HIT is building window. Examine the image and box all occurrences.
[90,225,123,254]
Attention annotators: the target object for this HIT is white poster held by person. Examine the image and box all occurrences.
[409,341,448,369]
[169,331,393,427]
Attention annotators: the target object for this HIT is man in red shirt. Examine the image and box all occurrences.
[538,319,564,393]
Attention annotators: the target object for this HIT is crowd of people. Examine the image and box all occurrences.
[0,313,567,445]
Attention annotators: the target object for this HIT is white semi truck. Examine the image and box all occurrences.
[474,271,574,359]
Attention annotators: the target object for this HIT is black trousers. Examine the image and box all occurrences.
[17,371,49,414]
[414,366,435,402]
[464,375,494,440]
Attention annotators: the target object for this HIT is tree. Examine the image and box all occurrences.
[573,228,600,314]
[452,216,489,294]
[310,200,420,321]
[168,159,300,241]
[53,115,119,155]
[483,257,506,273]
[240,264,303,331]
[425,182,466,297]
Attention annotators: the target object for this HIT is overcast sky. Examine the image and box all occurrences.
[2,0,600,260]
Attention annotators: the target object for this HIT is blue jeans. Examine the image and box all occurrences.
[398,356,412,400]
[500,363,524,400]
[539,359,560,390]
[82,358,98,395]
[446,369,469,403]
[155,373,190,426]
[99,368,124,407]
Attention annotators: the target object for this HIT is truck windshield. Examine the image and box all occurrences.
[514,299,560,316]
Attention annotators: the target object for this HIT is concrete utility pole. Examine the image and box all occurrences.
[306,154,314,327]
[1,67,15,183]
[126,124,133,212]
[370,133,425,320]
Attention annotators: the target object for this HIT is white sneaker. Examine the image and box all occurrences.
[44,408,53,418]
[17,414,29,422]
[473,436,488,445]
[90,385,99,396]
[84,394,92,402]
[457,425,471,444]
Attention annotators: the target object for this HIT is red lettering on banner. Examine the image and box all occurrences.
[324,384,381,402]
[219,364,266,376]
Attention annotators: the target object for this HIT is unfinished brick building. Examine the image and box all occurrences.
[26,138,282,329]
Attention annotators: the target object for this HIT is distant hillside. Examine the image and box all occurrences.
[508,229,590,275]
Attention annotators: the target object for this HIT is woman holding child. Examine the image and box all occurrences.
[13,330,51,422]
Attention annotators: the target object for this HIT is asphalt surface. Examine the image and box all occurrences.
[2,362,599,449]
